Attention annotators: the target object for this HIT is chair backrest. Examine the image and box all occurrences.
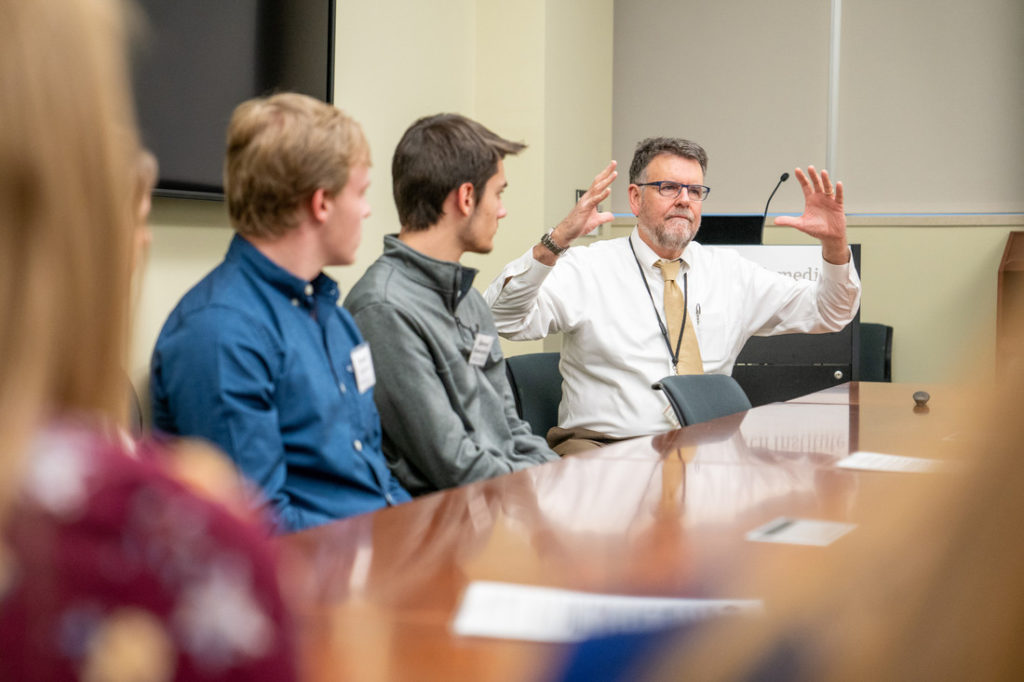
[505,352,562,438]
[653,374,752,427]
[859,322,893,382]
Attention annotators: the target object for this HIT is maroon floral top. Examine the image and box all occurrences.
[0,422,297,681]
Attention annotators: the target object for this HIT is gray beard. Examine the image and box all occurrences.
[652,220,698,253]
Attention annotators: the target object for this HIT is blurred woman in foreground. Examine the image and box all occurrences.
[0,1,295,679]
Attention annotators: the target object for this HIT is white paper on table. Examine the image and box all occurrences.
[746,517,856,547]
[452,580,762,643]
[836,450,942,473]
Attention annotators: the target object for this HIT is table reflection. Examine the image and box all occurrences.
[283,384,964,682]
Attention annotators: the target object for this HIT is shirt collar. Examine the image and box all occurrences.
[628,225,698,274]
[226,234,340,305]
[381,234,478,311]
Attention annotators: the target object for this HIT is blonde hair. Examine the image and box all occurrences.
[224,92,370,239]
[0,0,138,512]
[649,374,1024,681]
[133,147,158,223]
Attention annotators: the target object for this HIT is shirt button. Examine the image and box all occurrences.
[290,298,300,307]
[353,440,363,452]
[339,382,347,394]
[304,283,314,296]
[385,493,395,505]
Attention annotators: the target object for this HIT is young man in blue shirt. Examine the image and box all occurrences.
[151,93,410,533]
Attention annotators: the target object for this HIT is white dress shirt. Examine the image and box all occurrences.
[483,228,861,438]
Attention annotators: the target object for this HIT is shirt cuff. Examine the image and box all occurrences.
[519,249,555,285]
[820,250,854,281]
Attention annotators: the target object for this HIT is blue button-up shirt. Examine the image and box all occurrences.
[151,235,410,533]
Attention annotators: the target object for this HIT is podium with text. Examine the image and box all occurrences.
[722,244,861,407]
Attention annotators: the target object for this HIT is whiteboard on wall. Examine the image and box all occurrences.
[612,0,1024,216]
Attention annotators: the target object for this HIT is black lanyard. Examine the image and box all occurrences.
[628,238,687,372]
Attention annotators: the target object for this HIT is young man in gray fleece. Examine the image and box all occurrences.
[345,113,579,494]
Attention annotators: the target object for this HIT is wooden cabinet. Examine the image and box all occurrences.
[997,232,1024,373]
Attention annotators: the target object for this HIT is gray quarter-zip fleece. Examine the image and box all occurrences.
[344,235,556,495]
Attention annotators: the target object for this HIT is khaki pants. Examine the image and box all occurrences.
[546,426,630,456]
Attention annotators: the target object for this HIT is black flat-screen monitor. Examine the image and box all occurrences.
[132,0,335,200]
[697,214,764,245]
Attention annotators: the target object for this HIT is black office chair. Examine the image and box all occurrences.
[653,374,752,427]
[859,323,893,382]
[505,352,562,438]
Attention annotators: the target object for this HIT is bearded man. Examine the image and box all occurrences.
[484,137,861,454]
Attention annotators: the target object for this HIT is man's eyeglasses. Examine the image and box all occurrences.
[636,181,711,201]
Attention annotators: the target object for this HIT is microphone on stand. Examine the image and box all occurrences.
[760,172,789,244]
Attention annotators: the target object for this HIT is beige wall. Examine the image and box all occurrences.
[135,0,613,383]
[134,1,1016,392]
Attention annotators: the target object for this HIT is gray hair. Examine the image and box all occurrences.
[629,137,708,183]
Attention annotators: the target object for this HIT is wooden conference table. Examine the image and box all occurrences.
[285,382,977,681]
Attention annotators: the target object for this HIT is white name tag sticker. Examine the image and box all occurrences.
[350,343,376,394]
[468,333,495,367]
[836,451,942,473]
[746,517,856,547]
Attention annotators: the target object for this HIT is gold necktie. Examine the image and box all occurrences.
[658,449,686,516]
[654,259,703,375]
[651,431,698,517]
